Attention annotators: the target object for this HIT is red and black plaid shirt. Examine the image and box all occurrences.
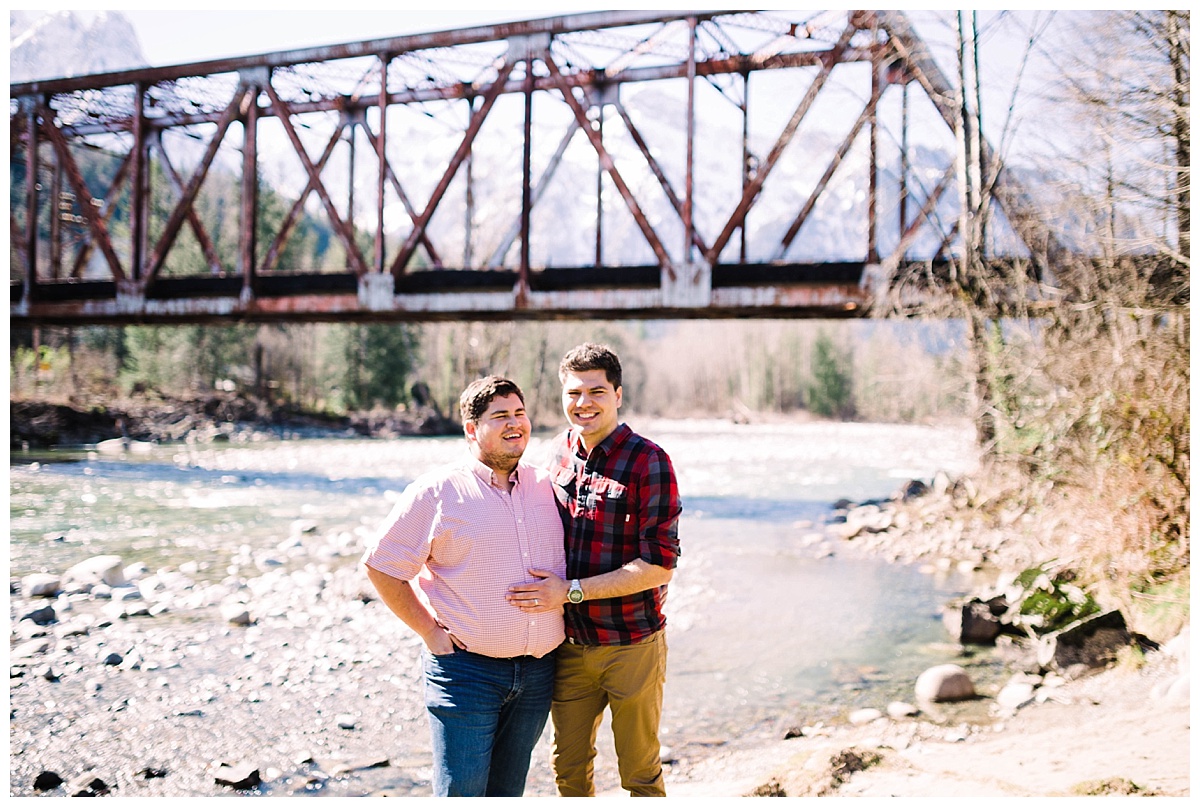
[551,423,682,645]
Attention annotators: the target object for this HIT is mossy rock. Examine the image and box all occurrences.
[1068,777,1156,796]
[827,749,882,786]
[757,747,884,797]
[1010,562,1101,635]
[748,778,787,797]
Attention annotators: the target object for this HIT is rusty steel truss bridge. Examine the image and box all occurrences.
[10,9,1063,326]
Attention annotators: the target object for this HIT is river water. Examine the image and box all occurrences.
[10,417,988,790]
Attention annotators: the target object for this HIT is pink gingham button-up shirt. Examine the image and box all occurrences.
[363,456,566,659]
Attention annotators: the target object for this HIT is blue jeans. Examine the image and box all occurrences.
[424,648,556,797]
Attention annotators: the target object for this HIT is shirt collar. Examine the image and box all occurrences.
[570,421,631,459]
[467,455,521,488]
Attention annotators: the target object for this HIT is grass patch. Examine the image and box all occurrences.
[1124,577,1191,644]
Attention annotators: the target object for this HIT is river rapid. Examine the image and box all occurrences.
[9,417,987,796]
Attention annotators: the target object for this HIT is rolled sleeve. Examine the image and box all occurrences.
[637,450,682,570]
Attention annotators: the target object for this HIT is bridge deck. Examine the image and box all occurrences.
[11,262,891,324]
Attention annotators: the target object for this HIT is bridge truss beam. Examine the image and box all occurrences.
[10,9,1054,325]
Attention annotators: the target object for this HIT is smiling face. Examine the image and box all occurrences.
[561,368,622,451]
[465,393,531,476]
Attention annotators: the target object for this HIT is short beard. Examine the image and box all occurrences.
[477,447,521,477]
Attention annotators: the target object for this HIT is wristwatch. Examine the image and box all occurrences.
[567,579,584,604]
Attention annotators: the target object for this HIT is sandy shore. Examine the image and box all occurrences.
[655,638,1190,797]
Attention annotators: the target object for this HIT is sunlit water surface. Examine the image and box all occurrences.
[10,417,987,751]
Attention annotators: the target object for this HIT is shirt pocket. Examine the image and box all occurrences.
[594,479,632,530]
[427,515,473,567]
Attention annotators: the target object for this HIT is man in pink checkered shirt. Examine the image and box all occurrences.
[363,375,565,797]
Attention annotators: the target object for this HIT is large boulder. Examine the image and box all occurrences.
[21,573,62,598]
[995,673,1041,713]
[20,603,57,626]
[214,762,260,790]
[943,597,1007,645]
[897,479,929,502]
[915,664,976,703]
[12,638,52,659]
[65,772,111,797]
[33,771,64,791]
[1036,609,1132,674]
[221,602,256,626]
[61,555,126,593]
[831,504,893,539]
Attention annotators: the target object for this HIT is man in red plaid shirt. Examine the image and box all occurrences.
[508,342,682,796]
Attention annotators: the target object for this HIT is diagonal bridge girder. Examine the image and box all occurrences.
[10,9,1061,325]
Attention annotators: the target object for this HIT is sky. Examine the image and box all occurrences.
[39,5,1019,69]
[121,7,577,66]
[12,6,1049,82]
[12,4,621,69]
[18,6,1058,118]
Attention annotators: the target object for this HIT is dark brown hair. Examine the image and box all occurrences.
[459,375,525,424]
[558,342,622,390]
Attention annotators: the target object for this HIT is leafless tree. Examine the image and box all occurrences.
[965,11,1189,593]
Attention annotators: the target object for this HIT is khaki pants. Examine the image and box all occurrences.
[551,631,668,797]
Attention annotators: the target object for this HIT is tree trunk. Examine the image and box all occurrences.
[957,13,997,449]
[967,307,997,448]
[1168,10,1190,258]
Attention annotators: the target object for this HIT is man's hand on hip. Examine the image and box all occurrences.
[422,624,463,655]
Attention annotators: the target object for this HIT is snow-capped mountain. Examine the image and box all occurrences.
[10,10,147,83]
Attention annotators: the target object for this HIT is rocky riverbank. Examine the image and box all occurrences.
[9,535,443,797]
[9,391,458,451]
[659,475,1191,798]
[657,630,1190,797]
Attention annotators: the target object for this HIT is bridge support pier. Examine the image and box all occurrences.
[662,261,712,308]
[115,280,146,316]
[358,273,395,312]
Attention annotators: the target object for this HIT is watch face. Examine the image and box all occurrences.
[568,583,583,603]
